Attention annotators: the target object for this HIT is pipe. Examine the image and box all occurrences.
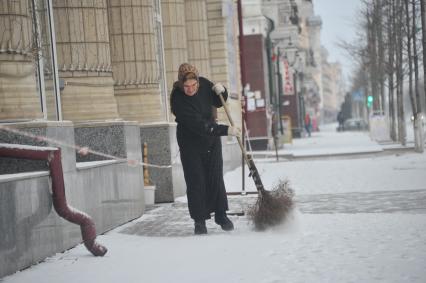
[237,0,246,194]
[0,143,107,256]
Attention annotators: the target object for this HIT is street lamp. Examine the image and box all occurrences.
[272,36,294,135]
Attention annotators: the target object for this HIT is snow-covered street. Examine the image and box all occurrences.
[2,125,426,283]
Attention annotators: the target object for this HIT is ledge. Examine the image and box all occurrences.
[0,171,49,183]
[76,160,121,170]
[139,122,176,128]
[0,120,74,128]
[74,120,139,127]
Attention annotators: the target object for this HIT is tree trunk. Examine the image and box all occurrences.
[388,0,397,141]
[404,0,416,115]
[367,6,379,112]
[376,0,386,113]
[413,0,424,152]
[421,0,426,105]
[396,0,406,145]
[413,0,422,111]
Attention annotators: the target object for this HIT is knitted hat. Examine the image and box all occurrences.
[178,63,199,83]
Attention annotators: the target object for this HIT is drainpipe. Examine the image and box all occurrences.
[0,143,107,256]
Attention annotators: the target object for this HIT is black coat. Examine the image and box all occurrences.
[170,77,230,221]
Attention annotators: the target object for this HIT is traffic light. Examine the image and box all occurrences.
[367,95,373,108]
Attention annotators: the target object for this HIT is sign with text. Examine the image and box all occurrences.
[283,59,294,95]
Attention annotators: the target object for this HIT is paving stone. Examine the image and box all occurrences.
[120,190,426,237]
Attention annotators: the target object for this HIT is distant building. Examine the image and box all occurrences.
[259,0,323,137]
[321,48,345,123]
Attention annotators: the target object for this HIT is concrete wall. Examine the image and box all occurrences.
[140,123,185,202]
[0,121,145,278]
[222,137,242,174]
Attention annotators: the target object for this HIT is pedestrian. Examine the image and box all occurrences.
[170,63,241,235]
[337,111,344,131]
[304,113,312,137]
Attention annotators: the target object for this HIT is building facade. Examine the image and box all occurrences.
[241,0,272,150]
[0,0,242,124]
[321,48,345,123]
[0,0,243,277]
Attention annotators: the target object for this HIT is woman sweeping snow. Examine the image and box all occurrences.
[170,63,241,235]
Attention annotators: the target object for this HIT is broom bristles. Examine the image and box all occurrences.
[248,180,295,231]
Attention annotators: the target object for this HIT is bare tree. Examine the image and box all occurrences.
[404,0,417,115]
[412,0,421,111]
[412,0,424,152]
[366,4,380,111]
[376,0,386,112]
[396,0,407,145]
[421,0,426,101]
[352,0,425,148]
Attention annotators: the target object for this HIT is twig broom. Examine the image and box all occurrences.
[218,92,294,231]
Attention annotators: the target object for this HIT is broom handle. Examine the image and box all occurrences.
[217,93,248,159]
[218,92,265,192]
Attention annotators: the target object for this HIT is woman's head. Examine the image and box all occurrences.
[178,63,199,96]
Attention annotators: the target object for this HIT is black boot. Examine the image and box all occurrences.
[215,212,234,231]
[194,220,207,235]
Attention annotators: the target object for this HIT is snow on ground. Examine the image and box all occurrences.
[2,125,426,283]
[3,213,425,283]
[226,124,426,195]
[253,123,384,157]
[225,151,426,195]
[4,214,426,283]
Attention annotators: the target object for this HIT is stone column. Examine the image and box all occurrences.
[108,0,163,123]
[0,0,43,121]
[206,0,228,84]
[184,0,211,78]
[53,0,119,121]
[161,0,188,91]
[206,0,242,126]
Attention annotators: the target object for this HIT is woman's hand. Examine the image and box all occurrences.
[212,83,226,95]
[227,126,242,137]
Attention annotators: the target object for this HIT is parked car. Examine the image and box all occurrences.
[343,118,368,131]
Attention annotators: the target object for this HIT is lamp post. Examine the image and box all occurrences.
[276,47,284,135]
[272,36,294,135]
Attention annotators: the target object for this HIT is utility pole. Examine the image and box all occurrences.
[276,47,284,135]
[237,0,246,194]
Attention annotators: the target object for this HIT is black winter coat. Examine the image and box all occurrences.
[171,77,230,220]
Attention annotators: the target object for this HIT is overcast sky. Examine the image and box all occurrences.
[313,0,363,82]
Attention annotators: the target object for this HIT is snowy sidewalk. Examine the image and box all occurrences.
[2,125,426,283]
[250,123,411,159]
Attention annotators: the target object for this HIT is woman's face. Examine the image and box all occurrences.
[183,79,199,96]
